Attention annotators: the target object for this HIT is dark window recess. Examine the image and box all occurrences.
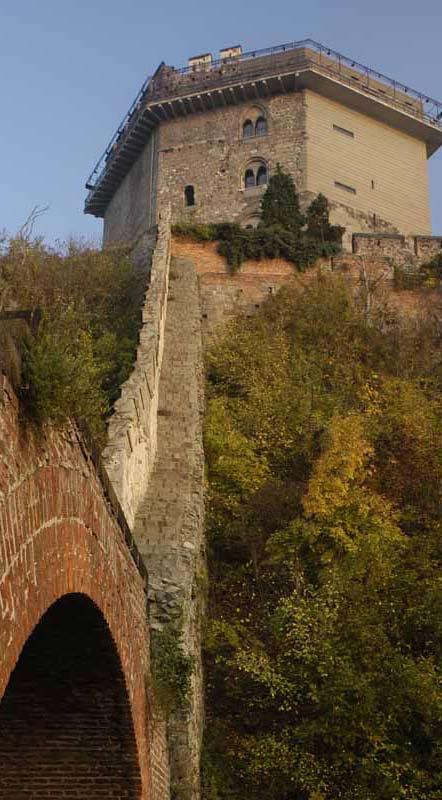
[243,120,254,138]
[335,180,356,195]
[184,185,195,206]
[333,124,354,138]
[371,179,375,189]
[256,165,268,186]
[244,169,255,189]
[255,116,267,136]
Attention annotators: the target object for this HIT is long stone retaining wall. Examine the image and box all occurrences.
[102,206,171,529]
[103,211,206,800]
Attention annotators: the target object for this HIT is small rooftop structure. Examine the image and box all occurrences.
[187,53,213,70]
[219,45,242,60]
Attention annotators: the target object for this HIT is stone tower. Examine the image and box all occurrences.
[85,39,442,250]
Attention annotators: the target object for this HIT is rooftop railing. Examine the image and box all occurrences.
[85,38,442,195]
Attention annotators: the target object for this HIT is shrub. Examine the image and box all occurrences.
[150,618,194,716]
[420,251,442,283]
[173,171,343,272]
[0,233,144,437]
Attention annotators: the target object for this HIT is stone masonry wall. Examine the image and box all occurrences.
[156,92,307,226]
[172,236,442,337]
[133,256,206,800]
[104,215,206,799]
[0,374,170,800]
[102,207,171,530]
[353,233,442,266]
[172,236,330,335]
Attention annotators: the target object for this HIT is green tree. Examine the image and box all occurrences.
[260,163,305,234]
[305,193,344,244]
[202,277,442,800]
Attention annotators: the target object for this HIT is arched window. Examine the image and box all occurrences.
[244,169,255,189]
[184,185,195,206]
[255,116,267,136]
[242,120,254,138]
[256,165,268,186]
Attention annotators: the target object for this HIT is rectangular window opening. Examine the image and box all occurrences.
[335,181,357,195]
[333,124,354,138]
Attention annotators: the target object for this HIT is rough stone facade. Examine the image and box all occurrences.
[102,86,431,248]
[156,92,307,226]
[0,374,170,800]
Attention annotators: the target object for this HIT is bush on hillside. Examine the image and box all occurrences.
[0,232,145,440]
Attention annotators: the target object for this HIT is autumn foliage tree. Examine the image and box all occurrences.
[202,278,442,800]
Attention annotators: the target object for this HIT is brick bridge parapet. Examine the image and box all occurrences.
[0,374,170,800]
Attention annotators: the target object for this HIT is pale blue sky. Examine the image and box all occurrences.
[1,0,441,244]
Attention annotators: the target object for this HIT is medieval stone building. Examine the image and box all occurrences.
[85,39,442,249]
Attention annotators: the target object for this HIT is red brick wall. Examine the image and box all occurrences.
[172,237,320,334]
[0,375,170,800]
[172,237,442,334]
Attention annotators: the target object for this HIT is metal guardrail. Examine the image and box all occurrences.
[85,38,442,194]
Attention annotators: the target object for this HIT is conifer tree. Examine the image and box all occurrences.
[260,164,304,234]
[306,193,345,243]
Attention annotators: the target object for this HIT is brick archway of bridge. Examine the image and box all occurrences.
[0,376,168,799]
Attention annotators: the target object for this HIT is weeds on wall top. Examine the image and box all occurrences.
[0,227,145,440]
[173,166,344,272]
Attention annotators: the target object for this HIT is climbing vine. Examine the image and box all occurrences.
[173,167,344,272]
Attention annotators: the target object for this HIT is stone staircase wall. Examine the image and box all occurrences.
[133,257,206,800]
[103,214,206,800]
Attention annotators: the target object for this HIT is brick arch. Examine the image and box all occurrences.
[0,378,167,799]
[0,592,142,799]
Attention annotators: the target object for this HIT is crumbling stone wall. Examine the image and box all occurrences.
[414,235,442,261]
[352,232,416,265]
[352,233,442,267]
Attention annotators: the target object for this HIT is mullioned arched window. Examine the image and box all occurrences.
[243,160,269,190]
[241,107,268,139]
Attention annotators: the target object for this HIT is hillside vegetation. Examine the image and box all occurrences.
[0,224,144,440]
[203,278,442,800]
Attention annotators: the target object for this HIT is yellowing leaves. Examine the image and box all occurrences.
[303,413,373,517]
